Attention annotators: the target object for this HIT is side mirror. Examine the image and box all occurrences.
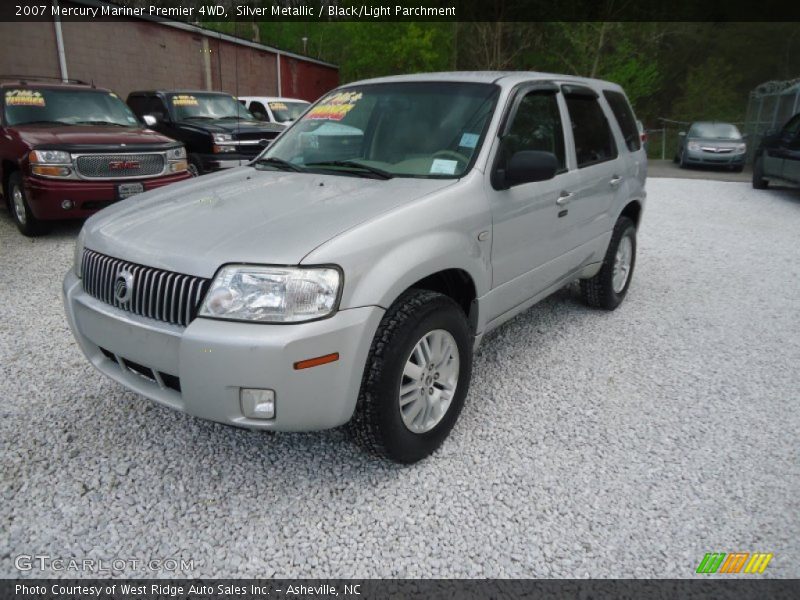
[142,114,158,127]
[678,131,686,137]
[500,151,559,188]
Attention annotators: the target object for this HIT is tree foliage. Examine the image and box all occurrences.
[211,20,800,126]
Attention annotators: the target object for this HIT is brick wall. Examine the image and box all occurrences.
[0,18,337,102]
[0,22,60,79]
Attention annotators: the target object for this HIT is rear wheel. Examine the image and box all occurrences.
[349,289,472,463]
[9,172,49,237]
[580,217,636,310]
[752,156,768,189]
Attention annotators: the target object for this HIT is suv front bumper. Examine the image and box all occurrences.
[25,172,191,220]
[63,271,383,431]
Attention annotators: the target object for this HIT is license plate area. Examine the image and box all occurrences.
[117,182,144,199]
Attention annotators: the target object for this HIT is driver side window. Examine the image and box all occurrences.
[501,91,566,171]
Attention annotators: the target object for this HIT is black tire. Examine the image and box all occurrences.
[752,156,768,189]
[580,217,637,310]
[187,155,202,177]
[8,172,50,237]
[348,289,473,464]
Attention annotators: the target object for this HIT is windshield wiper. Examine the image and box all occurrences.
[74,120,127,127]
[183,116,215,121]
[17,120,73,126]
[306,160,393,180]
[253,157,306,172]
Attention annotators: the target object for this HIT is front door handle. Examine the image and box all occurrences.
[556,191,573,206]
[609,175,623,187]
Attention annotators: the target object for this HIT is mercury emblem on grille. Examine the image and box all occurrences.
[114,269,134,303]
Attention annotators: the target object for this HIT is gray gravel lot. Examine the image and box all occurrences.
[1,178,799,579]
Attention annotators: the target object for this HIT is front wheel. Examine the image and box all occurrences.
[9,172,49,237]
[349,289,473,463]
[580,216,637,310]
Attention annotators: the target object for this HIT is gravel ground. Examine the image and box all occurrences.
[1,178,798,579]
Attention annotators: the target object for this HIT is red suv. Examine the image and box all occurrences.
[1,78,191,236]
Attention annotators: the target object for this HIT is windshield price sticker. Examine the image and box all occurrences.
[306,91,363,121]
[269,102,288,111]
[5,90,45,107]
[172,95,199,106]
[459,133,480,149]
[430,159,458,175]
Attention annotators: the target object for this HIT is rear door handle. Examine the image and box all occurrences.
[556,191,573,206]
[609,175,623,187]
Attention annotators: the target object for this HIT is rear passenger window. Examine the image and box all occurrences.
[603,90,641,152]
[503,91,566,170]
[564,94,617,168]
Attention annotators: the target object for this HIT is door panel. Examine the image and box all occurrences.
[487,87,577,320]
[561,90,623,261]
[783,134,800,182]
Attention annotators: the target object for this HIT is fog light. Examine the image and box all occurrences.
[61,199,74,210]
[240,388,275,420]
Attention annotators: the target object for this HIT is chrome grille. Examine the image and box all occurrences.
[76,153,165,178]
[82,249,210,327]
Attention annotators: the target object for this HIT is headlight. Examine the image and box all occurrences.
[687,142,701,151]
[30,149,71,164]
[213,133,233,143]
[734,143,746,154]
[29,149,73,178]
[74,228,86,278]
[166,146,187,160]
[199,265,341,323]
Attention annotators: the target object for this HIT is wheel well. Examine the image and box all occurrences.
[410,269,477,327]
[1,160,18,197]
[620,200,642,228]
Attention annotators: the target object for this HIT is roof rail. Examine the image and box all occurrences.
[0,74,91,86]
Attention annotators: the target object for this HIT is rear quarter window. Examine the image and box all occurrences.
[603,90,641,152]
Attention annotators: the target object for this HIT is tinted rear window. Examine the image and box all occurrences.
[603,90,641,152]
[564,95,618,168]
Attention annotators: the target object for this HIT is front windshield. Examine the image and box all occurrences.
[4,88,140,127]
[258,82,499,178]
[688,122,742,139]
[168,93,255,121]
[269,101,309,122]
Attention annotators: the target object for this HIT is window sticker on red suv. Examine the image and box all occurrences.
[172,94,199,106]
[305,92,362,121]
[5,90,45,107]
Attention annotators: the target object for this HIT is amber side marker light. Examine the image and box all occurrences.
[294,352,339,370]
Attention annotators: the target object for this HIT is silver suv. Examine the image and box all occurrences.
[64,72,647,463]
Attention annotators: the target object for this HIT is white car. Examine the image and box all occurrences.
[238,96,310,126]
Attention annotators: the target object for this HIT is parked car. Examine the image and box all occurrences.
[675,121,746,171]
[65,72,646,463]
[752,112,800,189]
[0,77,190,236]
[238,96,310,126]
[126,90,284,176]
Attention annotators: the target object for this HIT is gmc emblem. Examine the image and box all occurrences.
[108,160,140,170]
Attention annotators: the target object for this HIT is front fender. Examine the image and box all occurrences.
[346,229,489,311]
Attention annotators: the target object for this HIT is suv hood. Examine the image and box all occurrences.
[175,118,284,136]
[13,125,176,148]
[82,168,455,278]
